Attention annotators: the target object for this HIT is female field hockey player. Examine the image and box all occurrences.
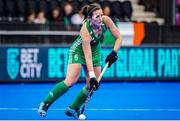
[38,3,122,119]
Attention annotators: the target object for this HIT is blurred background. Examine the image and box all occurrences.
[0,0,180,120]
[0,0,180,82]
[0,0,179,45]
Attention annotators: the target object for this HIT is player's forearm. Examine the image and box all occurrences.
[82,41,94,73]
[85,53,94,72]
[113,37,122,52]
[84,52,95,78]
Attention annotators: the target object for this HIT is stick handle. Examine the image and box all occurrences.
[97,62,108,82]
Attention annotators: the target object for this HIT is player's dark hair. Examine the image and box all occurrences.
[81,3,101,20]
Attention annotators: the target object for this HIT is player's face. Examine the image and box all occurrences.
[91,9,103,25]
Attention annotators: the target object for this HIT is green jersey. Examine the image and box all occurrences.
[68,19,107,67]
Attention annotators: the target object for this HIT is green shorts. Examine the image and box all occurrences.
[68,50,101,67]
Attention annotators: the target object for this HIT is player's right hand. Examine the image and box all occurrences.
[89,77,100,91]
[105,50,118,68]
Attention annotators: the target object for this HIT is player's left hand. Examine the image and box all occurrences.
[89,77,100,91]
[105,50,118,68]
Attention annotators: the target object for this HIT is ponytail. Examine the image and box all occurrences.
[81,5,90,20]
[80,3,101,20]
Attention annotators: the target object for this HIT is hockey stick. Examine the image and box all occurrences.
[80,62,109,115]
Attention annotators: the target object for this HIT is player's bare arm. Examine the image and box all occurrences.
[103,16,121,68]
[80,24,94,75]
[103,16,122,52]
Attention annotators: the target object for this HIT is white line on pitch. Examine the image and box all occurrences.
[0,108,180,112]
